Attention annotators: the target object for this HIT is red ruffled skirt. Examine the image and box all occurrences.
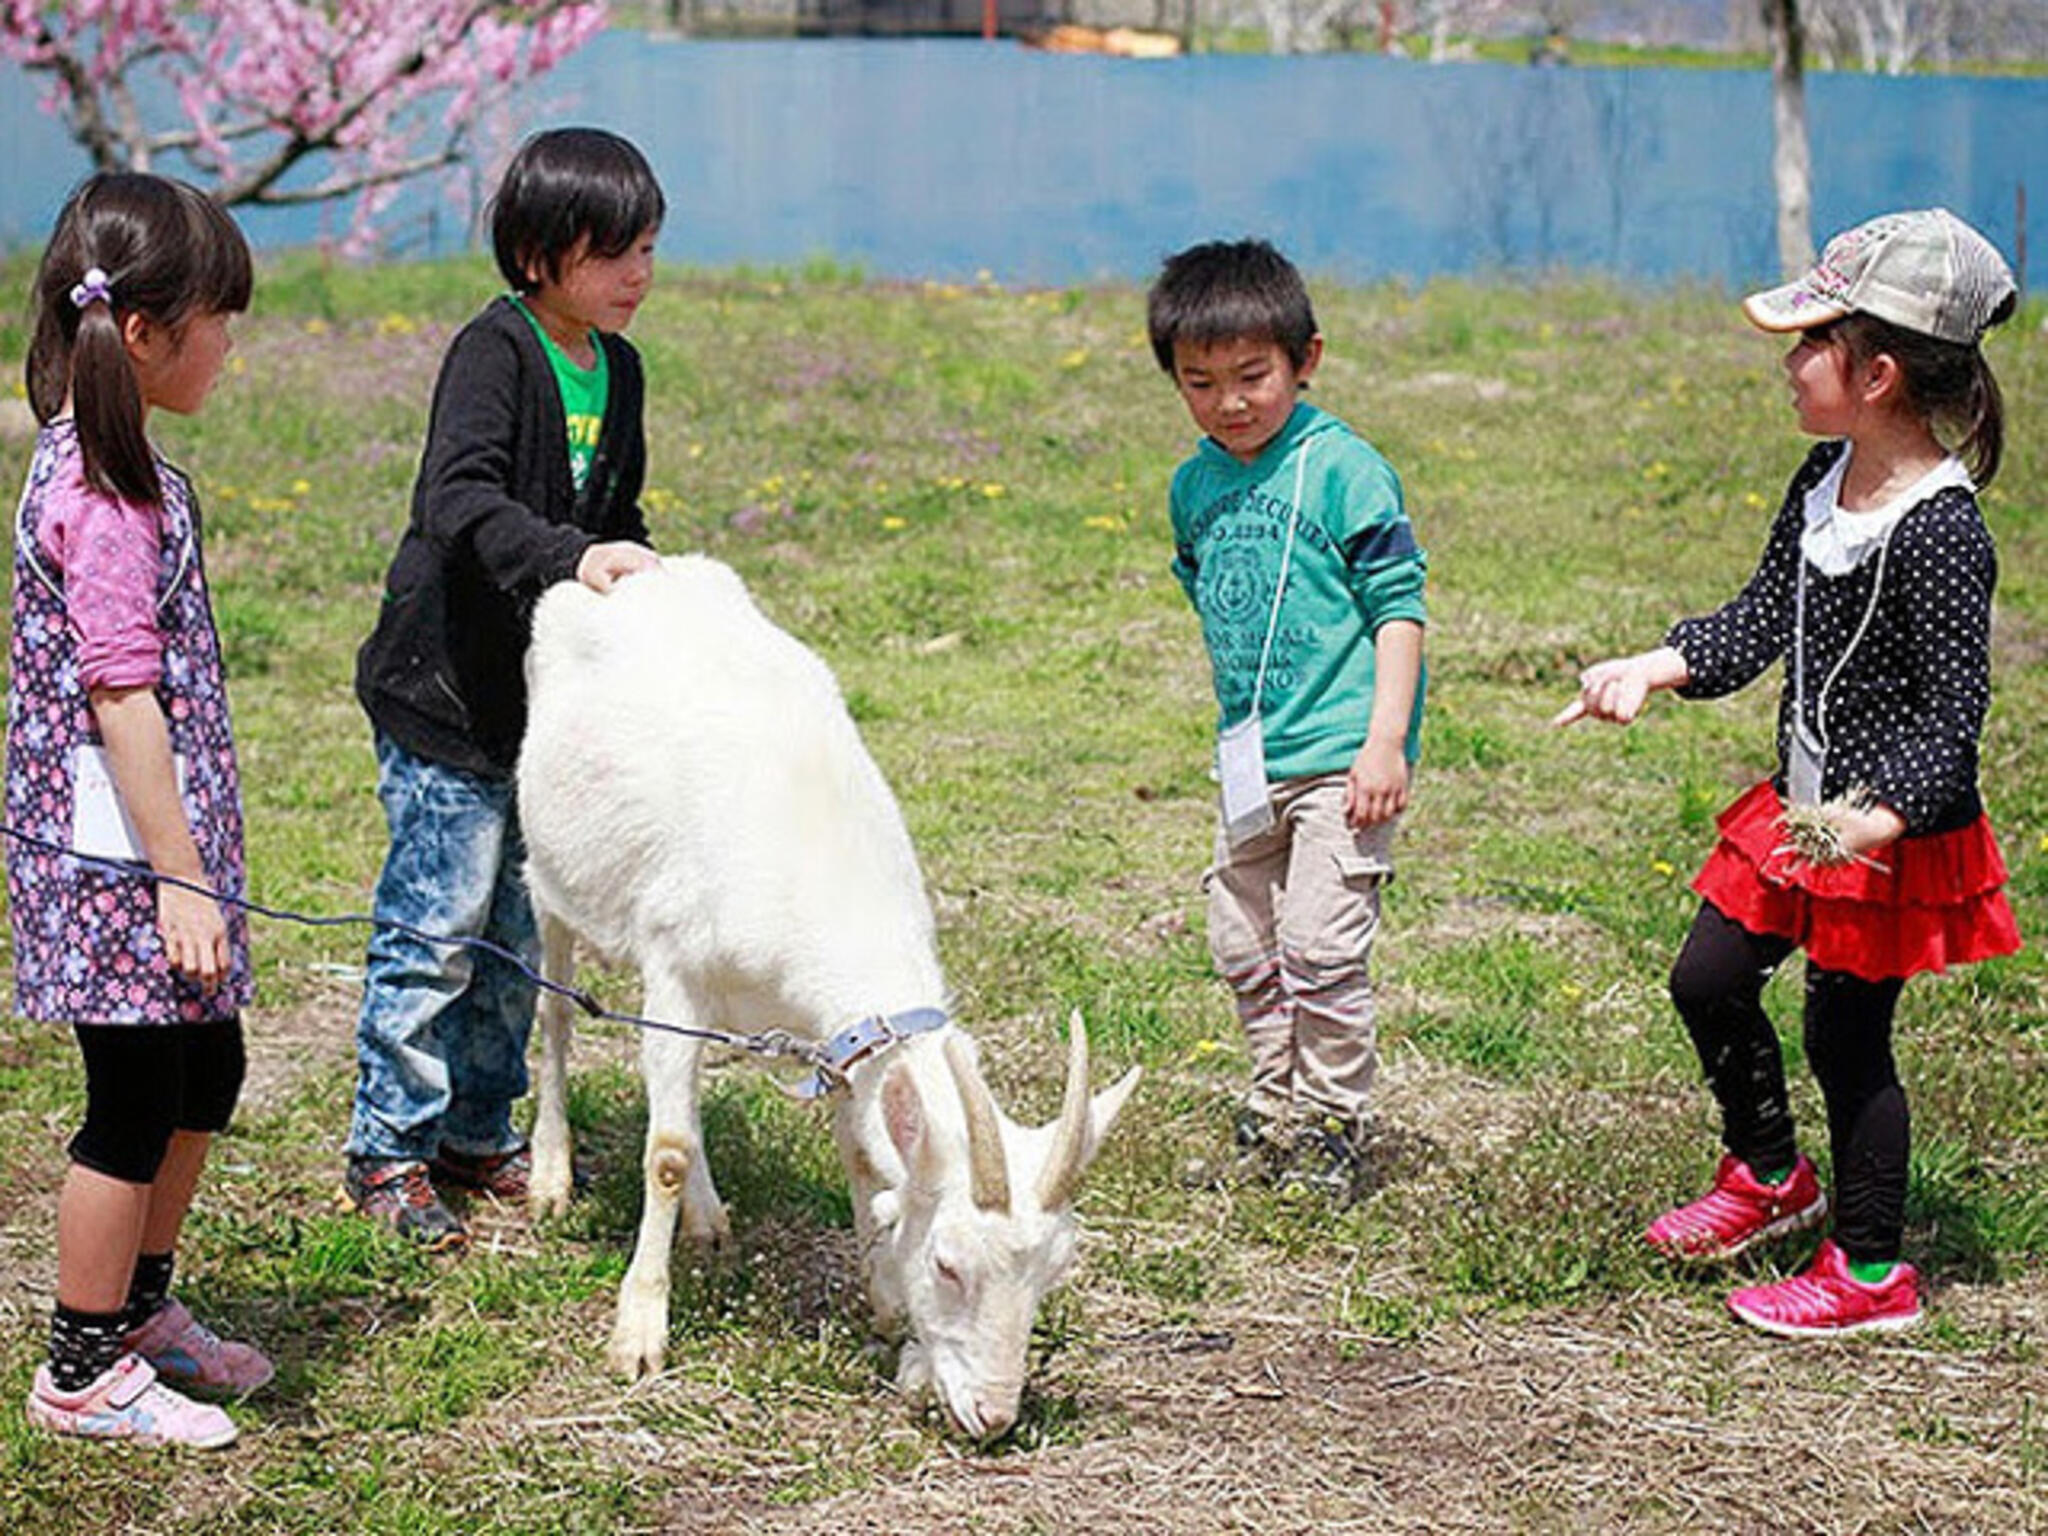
[1692,781,2022,983]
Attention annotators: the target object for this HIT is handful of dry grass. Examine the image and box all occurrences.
[1776,785,1893,873]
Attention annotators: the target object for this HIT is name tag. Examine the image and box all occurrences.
[1218,716,1274,846]
[1787,721,1825,807]
[71,744,187,863]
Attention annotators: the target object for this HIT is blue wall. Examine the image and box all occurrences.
[4,37,2043,290]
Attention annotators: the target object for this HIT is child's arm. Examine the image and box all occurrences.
[1552,645,1691,728]
[1347,618,1423,827]
[90,685,228,987]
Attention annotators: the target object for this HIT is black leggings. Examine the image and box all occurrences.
[1668,903,1908,1264]
[69,1019,246,1185]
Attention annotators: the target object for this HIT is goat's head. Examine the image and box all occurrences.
[864,1012,1138,1441]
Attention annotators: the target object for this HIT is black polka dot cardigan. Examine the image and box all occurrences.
[1666,440,1995,837]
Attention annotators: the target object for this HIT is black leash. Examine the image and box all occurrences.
[0,822,832,1070]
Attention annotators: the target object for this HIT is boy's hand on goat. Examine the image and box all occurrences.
[577,541,662,593]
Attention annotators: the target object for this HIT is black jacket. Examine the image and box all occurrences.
[356,297,650,776]
[1668,441,1994,836]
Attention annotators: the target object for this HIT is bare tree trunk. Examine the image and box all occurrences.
[1763,0,1814,276]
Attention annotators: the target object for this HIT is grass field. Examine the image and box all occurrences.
[0,254,2042,1533]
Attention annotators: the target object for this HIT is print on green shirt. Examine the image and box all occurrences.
[512,296,611,491]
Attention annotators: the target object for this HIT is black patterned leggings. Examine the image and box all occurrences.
[1667,902,1908,1264]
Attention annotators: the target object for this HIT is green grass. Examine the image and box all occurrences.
[0,252,2043,1529]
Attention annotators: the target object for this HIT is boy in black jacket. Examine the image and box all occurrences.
[345,128,666,1248]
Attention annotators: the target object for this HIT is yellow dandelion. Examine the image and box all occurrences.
[375,312,417,336]
[881,515,907,531]
[1190,1039,1224,1057]
[1059,347,1090,370]
[1084,514,1125,532]
[291,478,311,496]
[1744,491,1768,509]
[980,483,1005,499]
[2038,832,2048,853]
[302,317,329,336]
[1651,859,1676,877]
[227,357,247,376]
[687,443,705,460]
[1644,461,1669,480]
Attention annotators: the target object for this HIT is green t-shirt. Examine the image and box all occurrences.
[1169,403,1428,778]
[513,296,609,490]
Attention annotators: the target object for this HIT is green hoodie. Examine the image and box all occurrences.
[1169,402,1427,778]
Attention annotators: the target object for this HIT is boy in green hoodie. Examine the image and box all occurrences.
[1148,239,1427,1199]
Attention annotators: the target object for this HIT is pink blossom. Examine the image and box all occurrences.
[1,2,608,250]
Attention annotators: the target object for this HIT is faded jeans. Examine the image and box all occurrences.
[345,735,537,1163]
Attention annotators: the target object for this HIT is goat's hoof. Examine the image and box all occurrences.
[529,1190,572,1221]
[606,1336,666,1380]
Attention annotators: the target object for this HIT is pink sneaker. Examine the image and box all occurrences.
[1727,1239,1924,1338]
[125,1298,275,1398]
[1645,1153,1827,1263]
[26,1354,237,1449]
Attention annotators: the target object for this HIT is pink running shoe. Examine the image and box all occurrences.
[1644,1153,1827,1263]
[1727,1239,1924,1338]
[26,1354,237,1449]
[125,1298,275,1399]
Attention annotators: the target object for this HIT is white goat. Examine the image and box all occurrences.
[517,555,1139,1439]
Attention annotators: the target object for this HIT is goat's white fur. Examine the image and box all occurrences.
[518,555,1139,1439]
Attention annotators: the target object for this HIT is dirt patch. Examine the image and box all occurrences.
[701,1278,2048,1535]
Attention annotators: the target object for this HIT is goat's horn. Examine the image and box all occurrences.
[1036,1009,1091,1212]
[944,1034,1012,1215]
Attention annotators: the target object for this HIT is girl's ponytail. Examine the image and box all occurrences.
[1954,288,2015,490]
[64,275,161,506]
[25,174,252,508]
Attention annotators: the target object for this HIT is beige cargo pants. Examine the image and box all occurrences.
[1204,772,1398,1138]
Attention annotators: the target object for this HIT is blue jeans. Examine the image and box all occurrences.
[346,735,537,1162]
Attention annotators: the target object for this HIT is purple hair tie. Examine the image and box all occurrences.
[69,267,113,310]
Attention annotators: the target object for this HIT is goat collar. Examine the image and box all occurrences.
[792,1006,950,1100]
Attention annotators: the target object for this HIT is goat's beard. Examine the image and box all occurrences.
[893,1337,935,1404]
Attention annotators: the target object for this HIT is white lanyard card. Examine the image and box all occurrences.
[1218,715,1273,845]
[71,743,187,863]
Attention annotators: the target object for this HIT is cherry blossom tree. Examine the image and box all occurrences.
[0,1,608,247]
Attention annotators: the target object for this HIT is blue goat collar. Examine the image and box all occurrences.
[792,1006,950,1100]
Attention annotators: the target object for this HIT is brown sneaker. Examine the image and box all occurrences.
[430,1143,533,1203]
[344,1157,468,1252]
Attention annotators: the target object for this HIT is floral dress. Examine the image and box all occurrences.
[6,421,251,1023]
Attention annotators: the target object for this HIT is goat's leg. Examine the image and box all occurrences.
[528,916,578,1220]
[608,973,728,1378]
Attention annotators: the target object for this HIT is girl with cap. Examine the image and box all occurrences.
[1553,208,2021,1336]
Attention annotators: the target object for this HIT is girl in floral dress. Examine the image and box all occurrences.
[9,173,268,1447]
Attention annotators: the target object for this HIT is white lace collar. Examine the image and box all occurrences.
[1801,445,1972,576]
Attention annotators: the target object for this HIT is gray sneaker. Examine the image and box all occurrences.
[1279,1119,1368,1207]
[344,1157,468,1252]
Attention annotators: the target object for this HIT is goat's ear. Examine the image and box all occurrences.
[882,1062,943,1191]
[1090,1064,1142,1147]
